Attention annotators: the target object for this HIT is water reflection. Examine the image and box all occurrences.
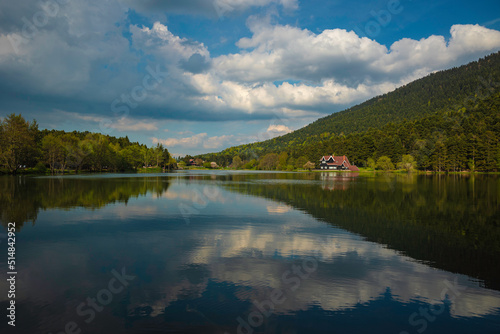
[0,172,499,334]
[224,172,500,291]
[0,175,171,229]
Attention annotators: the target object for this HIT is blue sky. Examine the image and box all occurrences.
[1,0,500,156]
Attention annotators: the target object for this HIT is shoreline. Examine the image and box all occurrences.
[2,168,498,176]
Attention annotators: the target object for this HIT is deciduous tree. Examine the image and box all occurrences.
[397,154,416,172]
[232,156,242,169]
[303,161,315,171]
[258,153,279,170]
[376,156,394,171]
[0,114,38,173]
[42,133,63,174]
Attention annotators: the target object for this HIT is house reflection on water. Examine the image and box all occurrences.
[320,171,359,191]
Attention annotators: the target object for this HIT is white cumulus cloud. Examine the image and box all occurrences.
[267,124,292,135]
[152,133,235,149]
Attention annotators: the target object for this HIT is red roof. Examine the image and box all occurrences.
[320,155,359,170]
[321,155,347,165]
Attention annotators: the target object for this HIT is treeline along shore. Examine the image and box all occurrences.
[0,114,176,174]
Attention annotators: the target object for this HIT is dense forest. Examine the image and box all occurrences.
[198,52,500,172]
[0,114,176,174]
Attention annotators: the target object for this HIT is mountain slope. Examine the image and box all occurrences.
[203,51,500,163]
[293,52,500,137]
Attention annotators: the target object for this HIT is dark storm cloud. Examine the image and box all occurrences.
[179,53,212,74]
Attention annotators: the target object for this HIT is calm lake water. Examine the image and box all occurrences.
[1,171,500,334]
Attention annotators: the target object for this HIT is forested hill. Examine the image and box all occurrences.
[203,51,500,165]
[293,51,500,138]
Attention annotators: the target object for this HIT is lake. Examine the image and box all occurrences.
[1,171,500,334]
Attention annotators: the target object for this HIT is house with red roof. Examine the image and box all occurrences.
[319,155,359,171]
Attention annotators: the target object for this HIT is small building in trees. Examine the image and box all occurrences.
[319,155,359,171]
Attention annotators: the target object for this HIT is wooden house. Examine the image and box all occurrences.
[319,155,359,171]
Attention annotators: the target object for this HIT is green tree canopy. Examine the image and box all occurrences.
[376,156,394,171]
[303,161,315,170]
[397,154,417,172]
[0,113,38,173]
[258,153,279,170]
